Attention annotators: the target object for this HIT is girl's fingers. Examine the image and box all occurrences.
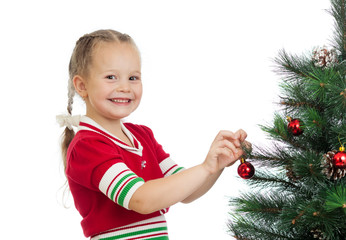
[216,129,248,143]
[235,129,247,142]
[212,130,250,160]
[242,140,252,152]
[217,140,244,159]
[214,130,236,140]
[216,147,235,160]
[214,139,235,152]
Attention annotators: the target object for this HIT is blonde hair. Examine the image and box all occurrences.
[61,29,138,170]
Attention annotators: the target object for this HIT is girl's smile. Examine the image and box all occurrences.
[109,98,132,103]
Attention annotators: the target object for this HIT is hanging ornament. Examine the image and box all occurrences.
[312,46,338,68]
[321,149,346,180]
[332,146,346,169]
[287,117,304,136]
[238,158,255,179]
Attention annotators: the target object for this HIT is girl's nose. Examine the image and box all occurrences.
[117,79,130,92]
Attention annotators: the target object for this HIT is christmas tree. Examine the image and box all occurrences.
[228,0,346,239]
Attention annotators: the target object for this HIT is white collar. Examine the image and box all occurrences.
[77,116,143,156]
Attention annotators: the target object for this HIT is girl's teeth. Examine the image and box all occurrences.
[111,99,130,103]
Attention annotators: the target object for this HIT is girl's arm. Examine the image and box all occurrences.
[180,168,224,204]
[128,129,247,214]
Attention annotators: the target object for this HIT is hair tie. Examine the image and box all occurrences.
[56,114,81,130]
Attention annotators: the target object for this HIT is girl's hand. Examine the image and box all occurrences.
[203,129,249,174]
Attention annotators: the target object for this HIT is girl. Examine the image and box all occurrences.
[57,29,249,239]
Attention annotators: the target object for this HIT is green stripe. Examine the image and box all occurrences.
[110,173,136,201]
[118,177,144,206]
[146,237,169,240]
[172,167,184,175]
[100,227,168,240]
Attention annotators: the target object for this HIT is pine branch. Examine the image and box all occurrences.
[249,175,298,189]
[250,143,294,167]
[291,209,306,225]
[250,154,285,165]
[280,99,323,112]
[274,50,316,82]
[289,150,326,182]
[260,115,310,151]
[343,0,346,56]
[229,192,285,229]
[234,236,251,240]
[271,129,309,152]
[245,170,299,190]
[324,184,346,212]
[229,217,298,240]
[329,0,346,59]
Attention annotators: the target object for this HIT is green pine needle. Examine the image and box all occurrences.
[324,184,346,213]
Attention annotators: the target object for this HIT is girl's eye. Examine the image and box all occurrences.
[129,76,139,81]
[106,75,116,80]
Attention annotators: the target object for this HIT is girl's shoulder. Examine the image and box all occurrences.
[123,122,151,132]
[69,129,116,152]
[123,122,156,139]
[75,128,114,141]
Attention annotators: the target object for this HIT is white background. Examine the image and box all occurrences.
[0,0,333,239]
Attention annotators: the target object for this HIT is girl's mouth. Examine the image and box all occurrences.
[109,98,131,103]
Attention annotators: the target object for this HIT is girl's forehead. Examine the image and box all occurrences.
[90,41,141,71]
[93,41,139,55]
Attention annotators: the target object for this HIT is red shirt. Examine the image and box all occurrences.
[66,117,183,237]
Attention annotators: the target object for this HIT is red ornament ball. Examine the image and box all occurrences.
[287,118,304,136]
[238,161,255,179]
[332,147,346,169]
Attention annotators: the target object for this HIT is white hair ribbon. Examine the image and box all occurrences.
[56,114,81,130]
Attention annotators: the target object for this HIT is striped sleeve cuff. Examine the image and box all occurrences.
[98,163,145,210]
[159,157,184,177]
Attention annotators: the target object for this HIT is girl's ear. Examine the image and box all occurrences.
[73,75,88,98]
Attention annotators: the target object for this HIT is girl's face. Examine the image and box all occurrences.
[78,42,142,125]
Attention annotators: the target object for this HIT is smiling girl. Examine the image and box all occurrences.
[57,29,248,240]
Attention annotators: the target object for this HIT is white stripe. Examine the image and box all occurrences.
[109,172,136,204]
[91,215,167,240]
[99,163,144,209]
[166,166,182,177]
[159,208,168,214]
[159,157,176,175]
[159,157,184,177]
[98,163,130,198]
[123,180,144,210]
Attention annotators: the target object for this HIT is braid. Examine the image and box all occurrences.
[61,71,76,171]
[67,74,75,115]
[61,88,76,171]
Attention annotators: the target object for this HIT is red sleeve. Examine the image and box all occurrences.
[66,132,125,190]
[66,132,145,209]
